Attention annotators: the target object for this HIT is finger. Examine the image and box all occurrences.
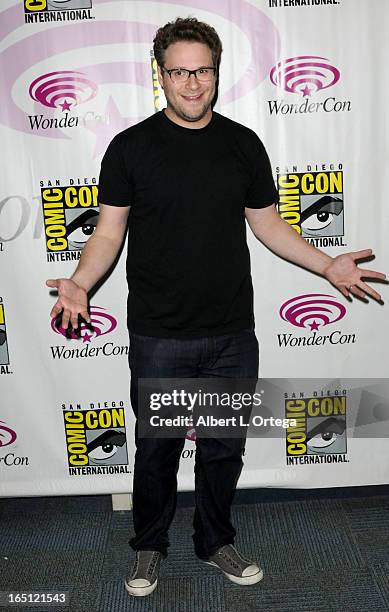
[358,281,382,301]
[50,302,63,318]
[338,285,350,299]
[79,309,91,324]
[70,312,80,331]
[359,269,387,280]
[46,279,59,288]
[351,249,373,260]
[62,309,71,330]
[349,285,367,299]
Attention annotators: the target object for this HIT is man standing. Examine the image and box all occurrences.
[47,17,385,597]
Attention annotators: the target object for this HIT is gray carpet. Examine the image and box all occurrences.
[1,488,389,612]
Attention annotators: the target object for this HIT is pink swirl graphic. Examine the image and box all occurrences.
[0,421,17,447]
[270,56,340,97]
[279,294,346,331]
[186,427,197,442]
[51,306,117,343]
[29,71,98,111]
[0,0,280,145]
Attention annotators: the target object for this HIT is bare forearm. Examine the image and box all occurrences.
[252,212,333,276]
[71,232,123,292]
[246,204,386,301]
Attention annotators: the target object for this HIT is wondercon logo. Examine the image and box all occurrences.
[51,306,117,343]
[270,56,340,97]
[0,421,17,448]
[185,427,197,442]
[29,71,98,112]
[280,294,346,332]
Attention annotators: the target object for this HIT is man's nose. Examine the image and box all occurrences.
[186,73,200,89]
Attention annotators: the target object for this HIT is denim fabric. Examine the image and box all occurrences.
[128,329,259,559]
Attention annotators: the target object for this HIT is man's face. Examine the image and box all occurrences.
[157,41,216,127]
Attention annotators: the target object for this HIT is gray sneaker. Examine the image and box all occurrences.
[125,550,162,597]
[205,544,263,585]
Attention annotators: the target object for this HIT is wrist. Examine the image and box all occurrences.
[70,273,90,293]
[318,253,335,277]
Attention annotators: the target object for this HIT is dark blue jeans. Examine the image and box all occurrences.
[128,329,259,559]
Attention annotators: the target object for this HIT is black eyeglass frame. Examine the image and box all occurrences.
[161,66,217,82]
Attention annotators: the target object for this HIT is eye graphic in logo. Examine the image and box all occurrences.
[0,302,10,366]
[46,0,92,10]
[270,56,340,97]
[51,306,117,343]
[280,294,346,332]
[0,421,17,448]
[29,71,98,112]
[66,210,99,250]
[301,195,344,238]
[86,429,127,465]
[306,416,346,453]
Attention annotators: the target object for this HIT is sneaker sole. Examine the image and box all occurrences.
[124,578,158,597]
[205,561,264,585]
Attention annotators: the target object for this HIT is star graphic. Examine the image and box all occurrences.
[82,332,92,343]
[309,320,320,331]
[301,85,312,97]
[60,100,72,112]
[84,96,146,158]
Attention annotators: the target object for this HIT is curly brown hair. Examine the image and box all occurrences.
[153,17,222,69]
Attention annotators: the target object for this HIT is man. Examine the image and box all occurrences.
[47,17,385,597]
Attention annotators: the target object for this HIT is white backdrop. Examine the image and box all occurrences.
[0,0,388,497]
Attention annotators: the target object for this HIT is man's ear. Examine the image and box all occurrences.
[157,64,164,90]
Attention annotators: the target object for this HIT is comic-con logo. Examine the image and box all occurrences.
[150,51,166,113]
[41,181,98,262]
[277,167,345,247]
[268,55,351,115]
[0,421,29,467]
[0,299,12,375]
[268,1,338,8]
[29,72,98,131]
[285,394,348,465]
[50,305,128,360]
[63,403,130,476]
[24,0,94,24]
[278,294,356,348]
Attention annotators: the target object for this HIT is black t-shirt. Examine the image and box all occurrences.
[98,110,277,338]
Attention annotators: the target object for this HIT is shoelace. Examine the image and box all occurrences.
[131,552,159,579]
[147,552,160,577]
[217,547,249,570]
[131,553,139,578]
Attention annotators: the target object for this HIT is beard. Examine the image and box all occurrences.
[165,90,214,124]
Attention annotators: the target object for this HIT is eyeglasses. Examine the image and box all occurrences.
[162,67,216,83]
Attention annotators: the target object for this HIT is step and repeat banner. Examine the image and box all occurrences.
[1,0,388,496]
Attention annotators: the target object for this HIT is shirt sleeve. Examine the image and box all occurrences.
[98,134,133,206]
[244,133,278,209]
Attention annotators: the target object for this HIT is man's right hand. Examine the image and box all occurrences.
[46,278,90,331]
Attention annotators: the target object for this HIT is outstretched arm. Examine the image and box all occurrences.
[245,204,386,301]
[46,203,130,330]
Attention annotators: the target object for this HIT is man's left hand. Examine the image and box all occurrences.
[323,249,386,300]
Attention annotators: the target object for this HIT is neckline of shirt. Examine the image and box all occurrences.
[160,109,217,134]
